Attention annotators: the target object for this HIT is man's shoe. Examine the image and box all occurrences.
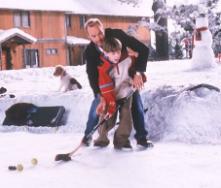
[94,139,110,147]
[82,135,92,147]
[137,138,154,148]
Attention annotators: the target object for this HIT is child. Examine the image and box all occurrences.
[94,37,135,149]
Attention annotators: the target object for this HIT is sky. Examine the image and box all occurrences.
[0,56,221,188]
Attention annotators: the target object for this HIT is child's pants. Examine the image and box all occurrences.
[94,96,132,147]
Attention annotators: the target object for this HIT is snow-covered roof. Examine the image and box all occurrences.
[167,0,221,11]
[0,28,37,44]
[214,3,221,13]
[166,0,200,6]
[0,0,153,17]
[66,36,90,46]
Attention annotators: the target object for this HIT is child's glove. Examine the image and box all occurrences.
[96,97,106,115]
[103,92,116,118]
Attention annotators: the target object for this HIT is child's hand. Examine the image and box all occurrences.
[102,92,116,118]
[105,101,116,118]
[96,97,106,115]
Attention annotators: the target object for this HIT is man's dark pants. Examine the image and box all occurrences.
[84,91,148,141]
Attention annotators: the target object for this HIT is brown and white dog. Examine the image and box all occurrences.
[53,65,82,92]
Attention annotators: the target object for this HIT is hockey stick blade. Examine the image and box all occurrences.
[54,119,107,162]
[54,91,134,162]
[54,153,72,162]
[54,141,84,162]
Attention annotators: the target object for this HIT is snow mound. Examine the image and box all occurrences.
[143,85,221,144]
[1,64,221,145]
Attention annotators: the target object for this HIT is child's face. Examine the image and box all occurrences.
[106,50,121,64]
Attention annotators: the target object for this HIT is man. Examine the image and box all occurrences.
[82,18,152,148]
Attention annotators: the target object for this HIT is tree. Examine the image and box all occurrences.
[117,0,221,60]
[152,0,169,60]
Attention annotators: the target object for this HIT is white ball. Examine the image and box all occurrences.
[31,158,38,165]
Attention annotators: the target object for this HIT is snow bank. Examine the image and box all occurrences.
[1,61,221,144]
[143,85,221,144]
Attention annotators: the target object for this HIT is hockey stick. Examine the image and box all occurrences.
[54,116,109,162]
[54,91,134,162]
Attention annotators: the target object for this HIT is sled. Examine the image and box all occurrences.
[3,103,65,127]
[186,83,220,93]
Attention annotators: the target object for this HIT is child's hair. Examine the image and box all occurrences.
[103,37,122,52]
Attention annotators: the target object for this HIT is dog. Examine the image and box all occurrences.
[53,65,82,92]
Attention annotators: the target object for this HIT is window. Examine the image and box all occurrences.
[24,49,39,68]
[79,16,86,29]
[14,11,30,27]
[14,14,21,27]
[46,48,58,55]
[65,15,72,28]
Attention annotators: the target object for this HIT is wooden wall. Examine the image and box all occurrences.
[0,10,14,28]
[67,15,149,41]
[66,15,150,66]
[0,10,67,69]
[0,10,150,70]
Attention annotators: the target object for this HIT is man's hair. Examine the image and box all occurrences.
[103,37,122,52]
[84,18,103,30]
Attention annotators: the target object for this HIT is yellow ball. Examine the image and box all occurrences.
[31,158,38,165]
[16,164,23,171]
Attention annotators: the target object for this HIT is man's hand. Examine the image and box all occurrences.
[127,47,138,58]
[132,72,144,90]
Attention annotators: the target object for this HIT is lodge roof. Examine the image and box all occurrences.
[66,36,90,46]
[0,28,37,45]
[0,0,153,17]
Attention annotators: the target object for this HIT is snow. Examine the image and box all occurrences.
[0,28,37,44]
[214,2,221,13]
[166,0,201,6]
[0,0,153,17]
[66,36,90,46]
[0,59,221,188]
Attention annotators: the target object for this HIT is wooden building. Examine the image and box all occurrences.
[0,0,152,70]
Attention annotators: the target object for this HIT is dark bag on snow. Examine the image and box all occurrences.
[3,103,65,127]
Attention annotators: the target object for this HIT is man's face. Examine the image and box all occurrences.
[106,50,121,64]
[87,24,104,47]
